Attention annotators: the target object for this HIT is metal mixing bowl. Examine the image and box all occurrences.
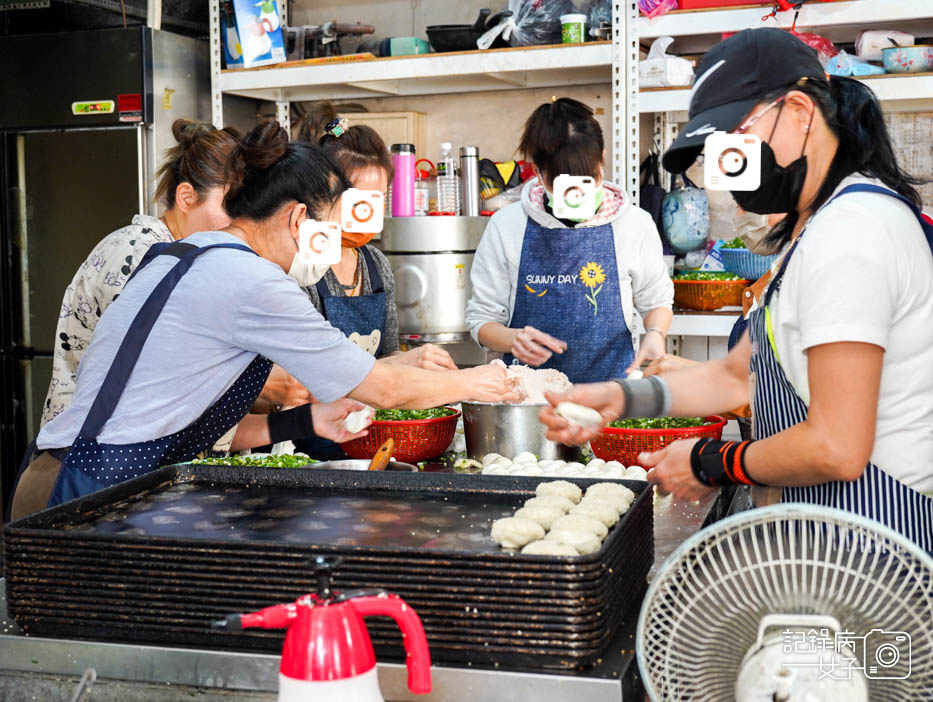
[314,460,418,472]
[461,402,583,462]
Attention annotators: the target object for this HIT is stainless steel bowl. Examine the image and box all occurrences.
[314,460,418,472]
[461,402,583,462]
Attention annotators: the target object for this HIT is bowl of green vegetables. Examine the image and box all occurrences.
[719,237,778,281]
[340,407,460,463]
[590,415,727,467]
[673,271,748,311]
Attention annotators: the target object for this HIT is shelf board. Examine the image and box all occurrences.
[219,43,613,102]
[640,72,933,113]
[638,0,933,40]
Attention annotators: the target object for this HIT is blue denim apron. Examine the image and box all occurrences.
[46,241,273,507]
[299,246,387,460]
[749,184,933,554]
[504,218,634,383]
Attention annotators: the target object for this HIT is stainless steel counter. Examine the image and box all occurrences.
[0,487,736,701]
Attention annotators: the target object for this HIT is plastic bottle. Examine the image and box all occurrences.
[414,159,434,216]
[437,142,461,215]
[390,143,416,217]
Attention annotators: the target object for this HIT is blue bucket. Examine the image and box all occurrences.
[719,247,777,281]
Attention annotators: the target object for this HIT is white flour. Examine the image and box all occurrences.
[492,359,572,405]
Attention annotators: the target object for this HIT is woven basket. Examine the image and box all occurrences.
[719,248,777,281]
[340,408,460,463]
[673,279,748,311]
[590,416,727,467]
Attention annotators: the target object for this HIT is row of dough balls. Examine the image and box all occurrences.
[491,481,636,556]
[481,452,648,481]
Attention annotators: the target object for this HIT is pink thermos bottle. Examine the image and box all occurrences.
[391,143,416,217]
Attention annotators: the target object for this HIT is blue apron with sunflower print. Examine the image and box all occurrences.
[504,218,634,383]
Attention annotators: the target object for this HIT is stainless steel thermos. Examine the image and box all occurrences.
[459,146,480,217]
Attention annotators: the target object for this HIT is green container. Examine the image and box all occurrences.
[389,36,431,56]
[560,14,587,44]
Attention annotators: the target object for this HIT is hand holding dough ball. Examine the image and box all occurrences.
[491,517,545,549]
[343,407,374,433]
[551,513,608,539]
[535,480,583,504]
[523,495,575,513]
[555,402,604,429]
[521,540,579,556]
[627,369,644,380]
[544,528,602,555]
[515,505,566,530]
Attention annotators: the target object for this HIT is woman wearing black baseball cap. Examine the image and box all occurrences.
[541,28,933,553]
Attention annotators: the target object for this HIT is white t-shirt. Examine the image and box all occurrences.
[768,175,933,491]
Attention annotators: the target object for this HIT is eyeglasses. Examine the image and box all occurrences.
[732,95,786,135]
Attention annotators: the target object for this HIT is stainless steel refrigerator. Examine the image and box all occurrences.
[0,27,209,512]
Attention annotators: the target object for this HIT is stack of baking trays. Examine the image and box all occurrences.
[3,465,653,669]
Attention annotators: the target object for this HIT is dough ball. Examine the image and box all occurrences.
[515,505,565,530]
[605,461,625,472]
[555,402,604,429]
[482,453,503,467]
[582,467,603,478]
[343,407,374,433]
[483,465,509,476]
[624,466,649,481]
[535,480,583,504]
[571,500,620,527]
[492,456,513,467]
[586,482,636,503]
[581,493,633,517]
[551,513,609,539]
[523,495,575,513]
[513,451,538,464]
[603,465,625,479]
[627,369,644,380]
[587,459,606,470]
[521,540,579,557]
[512,464,544,477]
[544,528,602,555]
[491,517,545,549]
[566,462,586,472]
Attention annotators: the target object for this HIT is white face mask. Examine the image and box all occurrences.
[285,217,339,287]
[733,210,775,255]
[287,253,330,287]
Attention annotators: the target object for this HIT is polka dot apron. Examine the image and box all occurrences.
[47,241,272,508]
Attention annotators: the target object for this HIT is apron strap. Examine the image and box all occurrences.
[358,245,385,294]
[126,241,198,286]
[77,242,256,439]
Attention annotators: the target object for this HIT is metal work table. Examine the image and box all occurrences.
[0,488,741,701]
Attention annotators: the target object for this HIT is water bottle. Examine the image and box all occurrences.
[437,142,460,215]
[390,143,416,217]
[459,146,480,216]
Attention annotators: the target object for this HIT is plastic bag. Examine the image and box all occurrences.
[639,0,677,20]
[500,0,575,47]
[579,0,610,35]
[639,37,694,88]
[826,50,885,77]
[789,31,838,66]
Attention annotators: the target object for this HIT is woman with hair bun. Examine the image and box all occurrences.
[11,121,516,518]
[41,119,241,426]
[466,98,673,383]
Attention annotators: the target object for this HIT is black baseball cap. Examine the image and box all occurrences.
[662,28,826,174]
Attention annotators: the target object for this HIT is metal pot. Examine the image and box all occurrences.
[382,216,488,343]
[461,402,583,462]
[315,459,418,472]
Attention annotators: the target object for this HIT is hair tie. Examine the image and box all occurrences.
[325,116,349,138]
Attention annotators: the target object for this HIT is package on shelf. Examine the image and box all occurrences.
[223,0,286,69]
[639,37,694,89]
[856,30,915,62]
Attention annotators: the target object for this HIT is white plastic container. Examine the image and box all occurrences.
[437,142,460,214]
[560,14,587,44]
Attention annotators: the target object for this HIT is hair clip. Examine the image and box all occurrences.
[325,116,349,138]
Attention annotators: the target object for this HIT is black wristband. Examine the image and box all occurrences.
[267,404,315,444]
[690,438,763,487]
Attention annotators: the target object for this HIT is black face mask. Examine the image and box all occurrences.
[731,102,812,215]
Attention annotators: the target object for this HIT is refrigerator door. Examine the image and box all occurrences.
[16,128,142,353]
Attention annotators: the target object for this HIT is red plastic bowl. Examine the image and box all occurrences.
[340,408,461,463]
[590,416,728,467]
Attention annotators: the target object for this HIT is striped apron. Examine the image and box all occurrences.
[749,184,933,555]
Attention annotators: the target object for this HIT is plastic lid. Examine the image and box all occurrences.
[560,13,588,21]
[391,143,415,154]
[460,146,479,157]
[440,142,452,150]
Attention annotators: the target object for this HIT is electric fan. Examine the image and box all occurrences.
[637,504,933,701]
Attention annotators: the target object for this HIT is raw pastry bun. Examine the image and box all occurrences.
[535,480,583,504]
[491,517,545,549]
[521,540,579,556]
[551,513,608,539]
[515,505,565,530]
[555,402,604,429]
[523,495,575,513]
[544,527,602,555]
[343,406,374,433]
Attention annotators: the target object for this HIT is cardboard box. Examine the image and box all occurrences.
[222,0,286,69]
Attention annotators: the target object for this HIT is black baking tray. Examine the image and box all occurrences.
[4,464,653,668]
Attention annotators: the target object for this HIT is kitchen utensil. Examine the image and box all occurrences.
[673,278,748,311]
[4,465,654,668]
[426,9,491,53]
[214,556,432,701]
[341,408,460,463]
[368,438,394,471]
[382,216,487,343]
[459,146,480,217]
[718,247,777,281]
[882,39,933,74]
[590,416,726,466]
[283,22,375,60]
[390,144,416,217]
[638,504,933,701]
[461,402,583,462]
[319,459,416,472]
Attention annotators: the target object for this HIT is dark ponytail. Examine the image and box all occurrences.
[224,120,351,221]
[764,76,925,249]
[153,118,242,208]
[518,98,604,186]
[297,100,394,183]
